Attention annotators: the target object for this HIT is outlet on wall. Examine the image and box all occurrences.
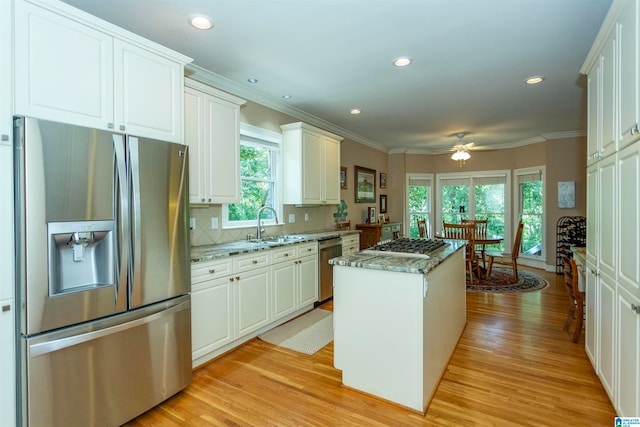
[189,218,196,230]
[211,217,219,229]
[304,213,309,222]
[288,213,296,223]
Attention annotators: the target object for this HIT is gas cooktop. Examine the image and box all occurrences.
[364,238,449,258]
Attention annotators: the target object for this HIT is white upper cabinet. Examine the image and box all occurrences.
[14,0,191,142]
[618,0,640,150]
[1,0,12,146]
[184,78,246,204]
[587,63,601,166]
[281,122,343,205]
[601,30,617,158]
[618,142,640,298]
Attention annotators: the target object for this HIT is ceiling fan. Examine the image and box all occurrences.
[450,133,474,165]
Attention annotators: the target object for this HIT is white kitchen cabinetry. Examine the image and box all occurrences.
[281,122,343,205]
[297,242,319,307]
[1,0,12,147]
[582,0,640,414]
[184,79,246,204]
[191,258,234,360]
[234,265,271,337]
[616,285,640,417]
[271,247,297,319]
[341,234,360,256]
[14,0,190,142]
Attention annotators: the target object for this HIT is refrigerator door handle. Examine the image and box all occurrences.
[113,134,128,311]
[129,136,142,306]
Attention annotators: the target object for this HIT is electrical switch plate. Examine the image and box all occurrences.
[211,217,219,229]
[288,213,296,223]
[304,213,309,222]
[189,218,196,230]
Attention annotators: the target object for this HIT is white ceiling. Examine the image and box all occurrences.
[62,0,612,153]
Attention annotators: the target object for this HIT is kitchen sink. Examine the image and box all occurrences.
[252,235,306,245]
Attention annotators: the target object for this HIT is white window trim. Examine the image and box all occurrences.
[435,169,511,242]
[221,123,284,230]
[405,173,434,237]
[514,165,546,264]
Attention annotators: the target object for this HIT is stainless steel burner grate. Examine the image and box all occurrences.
[369,238,448,256]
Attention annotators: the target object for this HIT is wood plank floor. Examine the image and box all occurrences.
[125,267,615,426]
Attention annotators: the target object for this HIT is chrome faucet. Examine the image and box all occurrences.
[256,206,278,240]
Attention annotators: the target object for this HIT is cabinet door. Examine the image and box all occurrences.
[272,260,297,319]
[298,255,318,307]
[587,61,601,165]
[301,131,323,204]
[206,96,241,203]
[601,30,617,158]
[586,163,599,265]
[617,285,640,417]
[0,0,11,146]
[618,142,640,298]
[14,1,114,129]
[0,146,13,301]
[114,40,183,142]
[598,273,616,402]
[0,298,15,427]
[191,276,233,360]
[235,267,270,336]
[323,137,341,204]
[618,0,640,150]
[598,154,617,280]
[585,263,598,368]
[184,87,209,203]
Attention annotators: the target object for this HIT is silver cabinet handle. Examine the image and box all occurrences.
[2,304,10,312]
[107,123,114,129]
[631,304,640,314]
[1,134,8,141]
[252,260,258,264]
[208,269,215,274]
[119,125,126,131]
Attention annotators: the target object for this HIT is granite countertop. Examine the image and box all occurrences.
[190,229,360,263]
[328,239,466,275]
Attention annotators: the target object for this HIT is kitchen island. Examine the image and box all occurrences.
[329,240,467,413]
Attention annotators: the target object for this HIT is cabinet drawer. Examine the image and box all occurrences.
[341,234,359,245]
[297,241,318,256]
[191,258,233,285]
[234,252,271,273]
[271,246,296,264]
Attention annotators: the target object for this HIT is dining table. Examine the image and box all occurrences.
[434,234,503,274]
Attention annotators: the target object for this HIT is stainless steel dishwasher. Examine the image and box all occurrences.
[318,237,342,303]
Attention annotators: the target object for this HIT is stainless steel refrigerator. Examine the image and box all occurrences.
[13,116,192,427]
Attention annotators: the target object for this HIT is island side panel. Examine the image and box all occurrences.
[333,265,425,410]
[422,249,466,409]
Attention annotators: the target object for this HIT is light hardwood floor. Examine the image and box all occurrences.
[125,267,615,426]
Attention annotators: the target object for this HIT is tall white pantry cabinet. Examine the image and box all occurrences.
[581,0,640,417]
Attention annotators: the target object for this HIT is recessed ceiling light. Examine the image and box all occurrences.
[393,57,412,67]
[282,95,292,99]
[247,78,258,83]
[526,75,545,85]
[189,15,213,30]
[350,108,362,115]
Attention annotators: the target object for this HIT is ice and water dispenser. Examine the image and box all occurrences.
[47,221,115,296]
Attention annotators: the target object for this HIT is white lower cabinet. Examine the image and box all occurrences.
[341,234,360,256]
[597,272,616,402]
[585,262,598,368]
[191,241,319,367]
[235,266,271,337]
[0,298,15,427]
[616,285,640,417]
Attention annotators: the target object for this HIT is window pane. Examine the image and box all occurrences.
[228,180,275,221]
[520,180,543,255]
[240,145,272,180]
[408,178,431,238]
[441,184,469,224]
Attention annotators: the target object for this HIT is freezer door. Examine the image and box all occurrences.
[22,296,191,427]
[128,136,190,308]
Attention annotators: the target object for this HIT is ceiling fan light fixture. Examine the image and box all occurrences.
[350,108,362,115]
[451,150,470,161]
[393,57,412,67]
[189,15,213,30]
[525,75,545,85]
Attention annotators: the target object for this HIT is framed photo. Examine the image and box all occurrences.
[380,172,387,189]
[558,181,575,208]
[355,165,376,203]
[340,166,347,189]
[368,206,376,223]
[380,194,387,213]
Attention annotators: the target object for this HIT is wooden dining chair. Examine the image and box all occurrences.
[462,219,488,265]
[416,218,428,238]
[485,221,524,280]
[336,220,351,230]
[562,256,585,343]
[442,222,481,284]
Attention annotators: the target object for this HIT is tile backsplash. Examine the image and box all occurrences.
[189,204,339,247]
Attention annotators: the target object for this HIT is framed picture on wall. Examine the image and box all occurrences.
[340,166,347,189]
[558,181,575,208]
[380,194,387,213]
[380,172,387,189]
[355,165,376,203]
